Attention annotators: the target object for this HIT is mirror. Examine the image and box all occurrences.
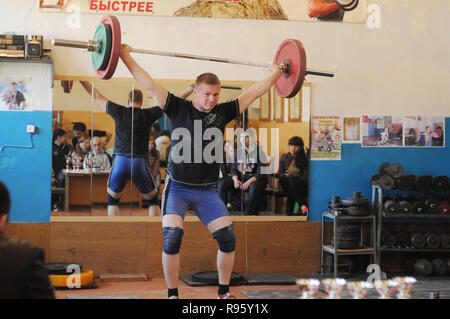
[51,78,310,218]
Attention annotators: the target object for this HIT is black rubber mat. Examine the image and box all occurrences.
[243,273,299,285]
[180,271,247,287]
[180,272,304,287]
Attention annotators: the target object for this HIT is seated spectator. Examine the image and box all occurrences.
[71,135,91,166]
[0,181,55,299]
[218,140,240,210]
[71,122,112,148]
[278,136,309,216]
[84,136,112,171]
[232,132,268,216]
[146,136,161,216]
[155,134,171,164]
[52,128,71,187]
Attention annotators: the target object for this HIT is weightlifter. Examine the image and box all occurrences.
[119,43,282,299]
[79,81,194,217]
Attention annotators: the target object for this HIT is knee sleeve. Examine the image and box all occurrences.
[107,193,121,205]
[212,224,236,253]
[163,227,184,255]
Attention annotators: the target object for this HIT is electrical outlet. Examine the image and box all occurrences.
[27,125,36,134]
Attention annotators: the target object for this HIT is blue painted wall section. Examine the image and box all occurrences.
[0,111,52,222]
[309,118,450,221]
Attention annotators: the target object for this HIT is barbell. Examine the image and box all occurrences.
[52,15,334,98]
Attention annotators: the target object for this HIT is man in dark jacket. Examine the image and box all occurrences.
[231,133,268,216]
[0,181,55,299]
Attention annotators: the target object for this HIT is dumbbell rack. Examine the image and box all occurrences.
[320,211,377,278]
[372,185,450,267]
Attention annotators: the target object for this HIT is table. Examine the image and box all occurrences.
[64,170,141,211]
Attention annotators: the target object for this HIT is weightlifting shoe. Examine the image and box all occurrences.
[218,292,237,299]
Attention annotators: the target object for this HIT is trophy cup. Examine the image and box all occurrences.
[393,276,417,299]
[92,156,97,172]
[75,157,80,172]
[374,279,399,299]
[321,278,347,299]
[295,279,320,299]
[347,281,374,299]
[65,156,72,171]
[85,154,91,172]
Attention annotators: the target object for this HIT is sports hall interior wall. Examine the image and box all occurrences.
[1,1,449,275]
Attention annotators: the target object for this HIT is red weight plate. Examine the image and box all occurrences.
[95,15,121,80]
[434,128,443,138]
[273,39,306,98]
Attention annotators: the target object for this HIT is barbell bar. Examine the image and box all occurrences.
[52,15,334,98]
[52,38,334,78]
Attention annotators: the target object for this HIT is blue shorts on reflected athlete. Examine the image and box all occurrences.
[161,177,229,226]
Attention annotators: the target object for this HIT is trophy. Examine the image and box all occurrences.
[347,281,374,299]
[75,157,81,172]
[374,279,399,299]
[92,156,97,172]
[295,279,320,299]
[85,154,91,171]
[65,156,72,171]
[393,276,417,299]
[321,278,347,299]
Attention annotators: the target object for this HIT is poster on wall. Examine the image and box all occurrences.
[342,116,361,143]
[39,0,367,23]
[404,116,445,147]
[0,77,33,111]
[311,115,342,161]
[361,116,403,147]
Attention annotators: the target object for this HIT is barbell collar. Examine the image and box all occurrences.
[52,38,101,53]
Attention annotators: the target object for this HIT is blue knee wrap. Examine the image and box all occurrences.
[212,224,236,253]
[107,193,121,205]
[163,227,184,255]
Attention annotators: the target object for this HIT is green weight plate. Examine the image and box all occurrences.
[92,23,112,71]
[95,15,121,80]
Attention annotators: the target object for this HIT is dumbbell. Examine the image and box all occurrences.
[425,232,441,249]
[440,233,450,249]
[412,201,427,214]
[432,176,449,191]
[431,258,448,276]
[381,232,397,248]
[424,198,440,214]
[412,258,433,276]
[410,232,426,249]
[383,200,400,215]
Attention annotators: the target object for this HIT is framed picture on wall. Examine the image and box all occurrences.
[288,89,301,122]
[259,90,270,121]
[274,90,284,122]
[343,117,361,143]
[404,116,445,147]
[0,77,33,111]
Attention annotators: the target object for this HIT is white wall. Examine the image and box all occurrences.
[2,0,449,116]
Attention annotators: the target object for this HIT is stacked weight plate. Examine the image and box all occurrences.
[340,192,371,216]
[331,223,361,250]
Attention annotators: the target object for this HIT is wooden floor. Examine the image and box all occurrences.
[54,278,302,299]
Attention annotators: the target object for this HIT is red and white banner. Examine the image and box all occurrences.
[39,0,367,23]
